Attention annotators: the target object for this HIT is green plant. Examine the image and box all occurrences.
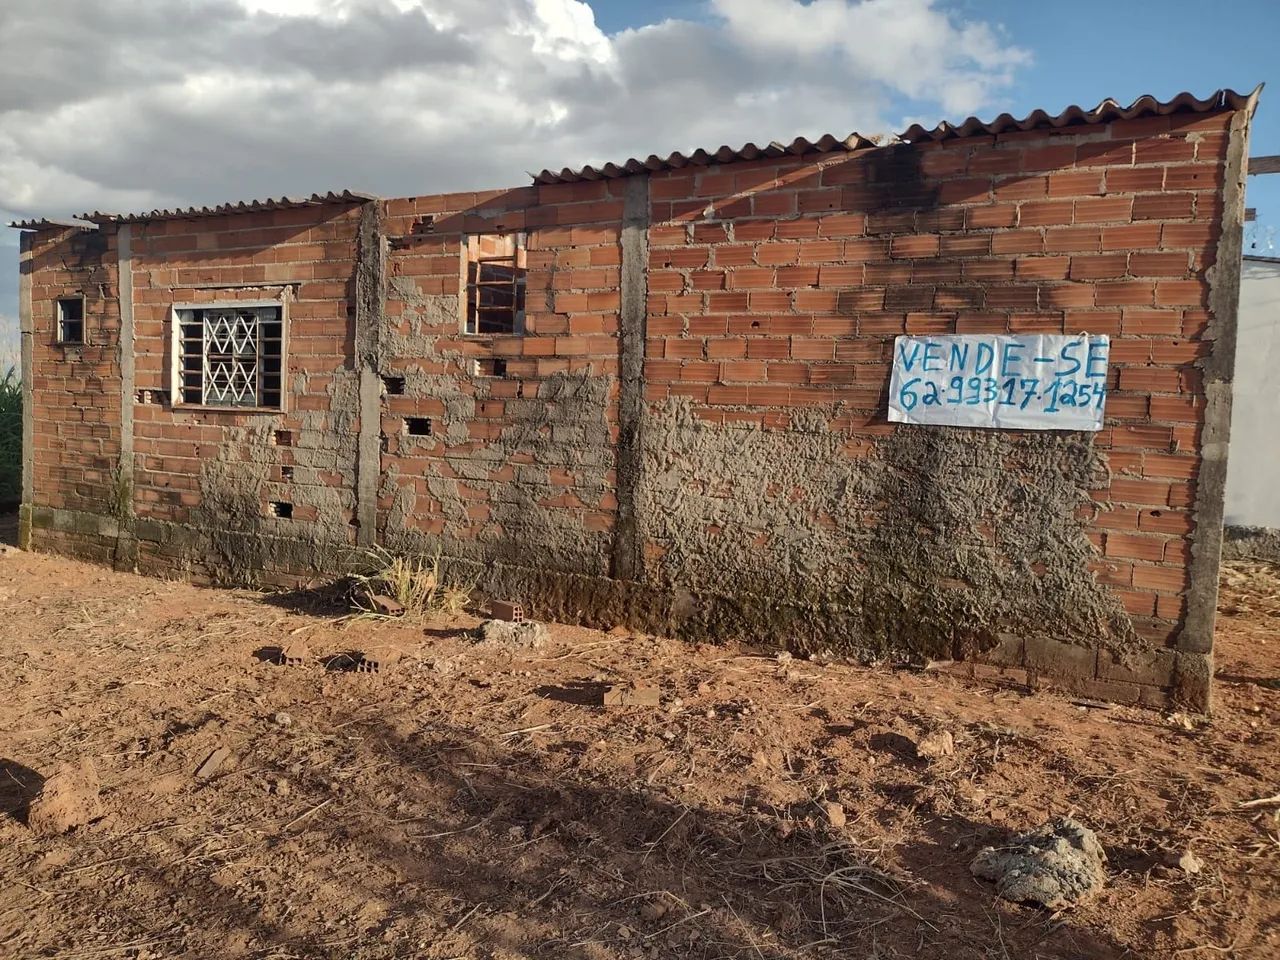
[0,367,21,507]
[349,546,473,618]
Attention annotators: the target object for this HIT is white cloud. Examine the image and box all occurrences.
[0,0,1028,220]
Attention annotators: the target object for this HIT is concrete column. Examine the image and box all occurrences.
[354,201,386,549]
[17,232,33,550]
[114,224,137,569]
[610,174,650,582]
[1178,95,1260,711]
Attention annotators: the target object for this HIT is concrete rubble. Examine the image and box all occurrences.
[474,618,548,650]
[970,817,1107,909]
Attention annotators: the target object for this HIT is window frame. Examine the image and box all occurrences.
[54,295,87,345]
[168,299,290,413]
[462,233,527,336]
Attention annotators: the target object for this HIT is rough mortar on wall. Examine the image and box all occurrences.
[185,373,360,583]
[384,278,456,360]
[383,370,615,577]
[638,399,1140,663]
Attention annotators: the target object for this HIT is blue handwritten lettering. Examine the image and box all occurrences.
[1058,339,1082,377]
[1086,340,1108,379]
[1000,341,1024,377]
[897,339,922,371]
[922,341,943,373]
[975,342,994,375]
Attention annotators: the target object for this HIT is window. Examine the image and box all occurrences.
[173,302,285,409]
[465,233,526,335]
[56,297,85,344]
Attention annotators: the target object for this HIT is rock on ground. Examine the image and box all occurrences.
[914,729,955,760]
[970,817,1106,909]
[26,759,102,836]
[474,619,548,650]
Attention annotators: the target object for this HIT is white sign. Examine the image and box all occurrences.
[888,334,1110,431]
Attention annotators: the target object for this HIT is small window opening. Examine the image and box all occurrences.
[382,376,405,395]
[405,417,432,437]
[270,501,293,519]
[473,358,508,377]
[56,297,85,344]
[273,430,293,447]
[280,466,295,481]
[465,233,526,335]
[175,304,284,408]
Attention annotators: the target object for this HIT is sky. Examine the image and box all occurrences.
[2,0,1278,359]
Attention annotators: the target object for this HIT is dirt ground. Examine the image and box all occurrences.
[1,549,1277,960]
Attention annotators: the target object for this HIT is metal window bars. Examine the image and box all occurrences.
[178,306,283,407]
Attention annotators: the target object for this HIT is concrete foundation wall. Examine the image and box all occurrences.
[18,105,1252,711]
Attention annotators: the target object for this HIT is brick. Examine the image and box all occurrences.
[1048,171,1105,197]
[966,205,1018,229]
[1161,222,1218,249]
[1105,167,1166,193]
[890,235,940,258]
[1107,477,1172,506]
[1139,509,1193,534]
[1115,589,1158,617]
[991,231,1044,254]
[1069,254,1128,280]
[1044,227,1100,253]
[1129,252,1190,277]
[1154,280,1207,307]
[1074,197,1133,224]
[1133,194,1195,220]
[1132,564,1188,592]
[1018,200,1075,227]
[1095,281,1155,307]
[993,176,1048,201]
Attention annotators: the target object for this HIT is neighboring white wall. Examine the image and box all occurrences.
[1225,258,1280,528]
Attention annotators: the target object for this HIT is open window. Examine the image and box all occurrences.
[464,233,526,335]
[55,296,85,344]
[171,301,286,409]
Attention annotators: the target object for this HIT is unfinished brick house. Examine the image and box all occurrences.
[13,88,1259,712]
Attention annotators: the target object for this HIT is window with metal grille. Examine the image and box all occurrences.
[173,303,284,409]
[465,233,526,335]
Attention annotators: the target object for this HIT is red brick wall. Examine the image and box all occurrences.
[19,104,1242,707]
[379,183,626,575]
[25,226,122,563]
[637,110,1231,704]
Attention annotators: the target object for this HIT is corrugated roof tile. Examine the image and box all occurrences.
[8,217,98,231]
[533,134,886,184]
[534,87,1262,184]
[77,189,377,225]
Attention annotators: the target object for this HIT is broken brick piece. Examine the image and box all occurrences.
[277,642,311,667]
[490,600,525,623]
[355,648,403,674]
[601,683,661,708]
[368,594,405,617]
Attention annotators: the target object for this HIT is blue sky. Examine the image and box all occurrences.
[2,0,1278,355]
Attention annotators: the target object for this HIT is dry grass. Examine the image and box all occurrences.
[348,546,473,619]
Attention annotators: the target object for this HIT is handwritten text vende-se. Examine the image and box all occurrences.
[887,333,1110,431]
